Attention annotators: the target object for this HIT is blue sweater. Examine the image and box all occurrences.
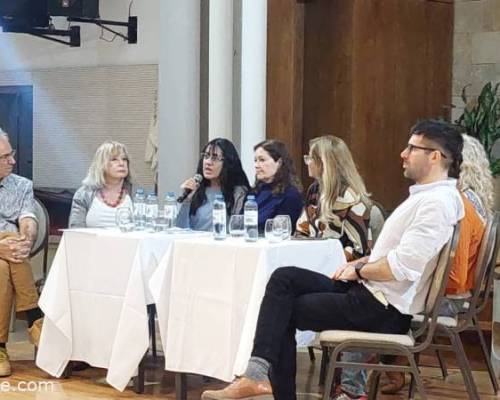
[253,183,303,233]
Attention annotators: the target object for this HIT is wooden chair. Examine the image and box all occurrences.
[411,213,500,399]
[318,223,461,400]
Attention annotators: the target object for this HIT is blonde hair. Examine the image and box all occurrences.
[82,141,132,189]
[309,136,370,223]
[458,134,494,214]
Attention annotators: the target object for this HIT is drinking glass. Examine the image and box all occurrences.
[265,219,281,243]
[229,215,245,237]
[115,207,135,232]
[275,215,292,240]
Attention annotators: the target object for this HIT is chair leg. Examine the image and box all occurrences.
[319,347,330,386]
[62,362,73,379]
[175,372,187,400]
[133,356,146,394]
[367,370,380,400]
[407,353,426,400]
[308,346,316,362]
[147,304,157,359]
[448,331,480,400]
[472,316,499,394]
[322,347,339,400]
[435,349,448,379]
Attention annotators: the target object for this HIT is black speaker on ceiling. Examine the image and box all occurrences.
[0,0,49,28]
[48,0,99,18]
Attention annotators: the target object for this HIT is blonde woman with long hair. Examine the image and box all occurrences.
[296,135,372,261]
[69,141,133,228]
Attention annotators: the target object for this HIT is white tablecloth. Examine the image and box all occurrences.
[36,228,208,391]
[149,237,346,382]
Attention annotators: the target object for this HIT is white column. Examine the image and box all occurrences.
[239,0,267,179]
[158,0,200,196]
[208,0,234,141]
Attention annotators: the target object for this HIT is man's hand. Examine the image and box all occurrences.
[332,256,368,281]
[0,236,29,263]
[10,235,32,261]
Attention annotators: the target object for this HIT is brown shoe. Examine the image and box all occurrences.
[380,371,405,394]
[28,318,43,347]
[0,347,12,377]
[201,377,273,400]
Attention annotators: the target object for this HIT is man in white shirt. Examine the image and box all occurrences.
[201,120,465,400]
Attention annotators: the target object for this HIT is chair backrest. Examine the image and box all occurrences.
[369,200,387,244]
[414,222,461,350]
[470,212,499,316]
[30,197,50,275]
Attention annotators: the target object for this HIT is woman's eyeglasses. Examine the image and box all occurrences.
[303,154,313,165]
[201,152,224,162]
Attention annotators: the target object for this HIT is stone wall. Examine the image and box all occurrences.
[452,0,500,122]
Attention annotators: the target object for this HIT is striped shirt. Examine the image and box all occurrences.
[295,181,372,260]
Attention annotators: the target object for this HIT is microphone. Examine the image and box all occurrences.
[177,173,203,203]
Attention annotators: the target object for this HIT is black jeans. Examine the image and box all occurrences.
[251,266,412,400]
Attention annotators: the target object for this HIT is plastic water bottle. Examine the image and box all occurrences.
[145,192,159,231]
[164,192,178,229]
[213,194,227,240]
[133,188,146,230]
[244,195,259,242]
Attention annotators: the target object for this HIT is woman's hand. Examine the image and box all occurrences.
[180,177,201,201]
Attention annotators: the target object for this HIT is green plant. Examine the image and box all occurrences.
[456,82,500,176]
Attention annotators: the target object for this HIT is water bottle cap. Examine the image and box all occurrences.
[136,188,144,193]
[216,194,224,200]
[247,195,255,200]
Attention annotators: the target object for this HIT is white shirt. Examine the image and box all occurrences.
[85,195,133,228]
[363,179,464,315]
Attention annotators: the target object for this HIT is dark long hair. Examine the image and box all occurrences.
[253,140,302,195]
[190,138,250,215]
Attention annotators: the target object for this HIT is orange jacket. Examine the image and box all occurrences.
[446,194,485,295]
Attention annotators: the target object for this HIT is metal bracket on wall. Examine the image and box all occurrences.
[67,16,137,44]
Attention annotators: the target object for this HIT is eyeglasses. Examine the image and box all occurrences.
[0,149,15,162]
[405,144,447,159]
[201,152,224,162]
[303,154,313,165]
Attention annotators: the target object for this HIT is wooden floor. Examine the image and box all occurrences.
[2,338,500,399]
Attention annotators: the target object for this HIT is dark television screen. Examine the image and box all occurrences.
[0,0,49,28]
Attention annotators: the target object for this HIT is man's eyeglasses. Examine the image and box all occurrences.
[201,152,224,162]
[0,149,15,162]
[405,144,447,159]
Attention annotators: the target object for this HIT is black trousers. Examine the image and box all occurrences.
[251,266,412,400]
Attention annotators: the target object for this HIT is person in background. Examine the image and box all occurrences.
[0,129,43,377]
[69,141,133,228]
[296,135,372,261]
[379,132,494,395]
[251,140,302,233]
[177,138,250,231]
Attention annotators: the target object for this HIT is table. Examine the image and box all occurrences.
[149,237,346,385]
[36,228,208,391]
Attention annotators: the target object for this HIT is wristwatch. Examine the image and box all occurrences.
[354,262,366,280]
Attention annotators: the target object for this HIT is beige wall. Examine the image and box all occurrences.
[452,0,500,122]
